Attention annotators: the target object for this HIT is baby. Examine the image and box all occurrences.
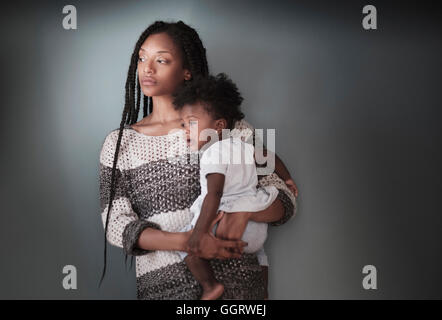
[173,73,291,300]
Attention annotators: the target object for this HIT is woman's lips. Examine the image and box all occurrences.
[141,77,157,86]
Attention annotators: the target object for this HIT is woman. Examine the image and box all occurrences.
[99,20,298,299]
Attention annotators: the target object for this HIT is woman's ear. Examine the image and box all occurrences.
[184,70,192,81]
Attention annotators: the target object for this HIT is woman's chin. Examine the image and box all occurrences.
[140,87,164,97]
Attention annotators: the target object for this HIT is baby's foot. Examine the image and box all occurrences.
[201,282,224,300]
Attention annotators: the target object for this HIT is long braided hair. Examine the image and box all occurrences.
[99,20,209,286]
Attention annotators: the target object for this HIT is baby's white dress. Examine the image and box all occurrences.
[178,136,279,263]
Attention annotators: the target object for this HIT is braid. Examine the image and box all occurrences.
[134,74,141,123]
[99,90,130,286]
[99,20,210,286]
[143,95,148,117]
[175,20,209,77]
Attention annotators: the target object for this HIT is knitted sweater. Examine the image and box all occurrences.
[98,119,297,299]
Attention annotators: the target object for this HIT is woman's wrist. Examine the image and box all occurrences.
[179,230,192,252]
[137,228,192,252]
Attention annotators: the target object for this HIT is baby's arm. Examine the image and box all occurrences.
[187,173,225,253]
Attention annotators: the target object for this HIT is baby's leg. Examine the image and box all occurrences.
[184,255,224,300]
[241,220,268,253]
[215,213,269,298]
[215,213,268,252]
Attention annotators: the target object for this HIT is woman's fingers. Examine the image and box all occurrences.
[214,236,247,258]
[218,247,242,259]
[194,230,246,260]
[219,238,247,251]
[285,179,298,198]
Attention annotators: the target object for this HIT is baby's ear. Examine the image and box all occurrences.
[215,118,228,131]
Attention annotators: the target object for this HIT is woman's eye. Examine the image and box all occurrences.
[157,59,167,64]
[138,57,145,62]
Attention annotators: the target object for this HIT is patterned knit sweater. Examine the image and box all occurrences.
[99,119,297,299]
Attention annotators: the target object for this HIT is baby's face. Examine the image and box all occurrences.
[180,102,220,151]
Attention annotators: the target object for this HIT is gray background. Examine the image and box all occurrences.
[1,0,441,299]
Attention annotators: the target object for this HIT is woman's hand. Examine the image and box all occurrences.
[186,211,248,259]
[186,230,205,255]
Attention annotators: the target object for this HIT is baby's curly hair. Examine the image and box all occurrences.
[173,73,245,130]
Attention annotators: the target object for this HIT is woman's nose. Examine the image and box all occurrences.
[144,60,154,74]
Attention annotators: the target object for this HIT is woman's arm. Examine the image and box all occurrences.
[137,228,190,252]
[248,196,285,223]
[260,148,298,198]
[135,173,247,258]
[99,132,162,256]
[136,219,246,259]
[132,174,247,257]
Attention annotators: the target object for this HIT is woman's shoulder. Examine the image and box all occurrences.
[99,125,148,166]
[99,127,129,168]
[101,123,169,149]
[99,124,187,169]
[100,126,133,150]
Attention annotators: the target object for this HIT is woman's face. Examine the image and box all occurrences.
[137,32,191,97]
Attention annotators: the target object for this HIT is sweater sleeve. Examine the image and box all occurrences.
[232,119,297,226]
[99,131,161,256]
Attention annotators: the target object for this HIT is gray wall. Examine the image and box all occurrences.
[1,0,441,299]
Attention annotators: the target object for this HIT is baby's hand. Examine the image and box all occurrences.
[285,178,298,198]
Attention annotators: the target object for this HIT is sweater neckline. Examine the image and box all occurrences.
[124,124,183,138]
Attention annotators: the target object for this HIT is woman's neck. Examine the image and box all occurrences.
[146,95,181,124]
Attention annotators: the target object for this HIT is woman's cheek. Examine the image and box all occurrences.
[168,67,187,87]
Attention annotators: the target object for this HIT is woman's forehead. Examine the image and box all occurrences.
[139,33,178,54]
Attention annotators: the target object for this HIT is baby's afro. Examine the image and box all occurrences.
[173,73,245,129]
